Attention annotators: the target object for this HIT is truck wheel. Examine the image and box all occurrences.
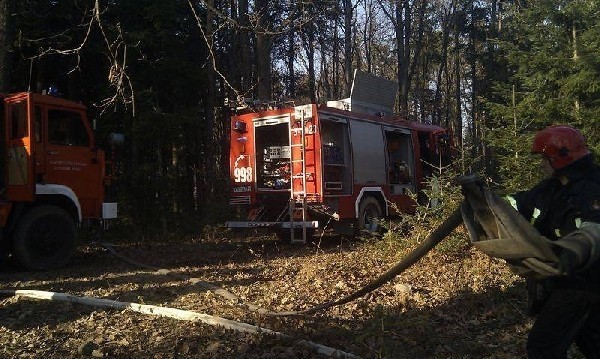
[357,197,382,233]
[12,205,76,271]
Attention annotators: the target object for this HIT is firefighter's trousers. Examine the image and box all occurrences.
[527,289,600,358]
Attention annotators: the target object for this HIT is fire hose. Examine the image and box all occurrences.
[271,208,463,316]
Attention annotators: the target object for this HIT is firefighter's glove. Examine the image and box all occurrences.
[553,224,600,275]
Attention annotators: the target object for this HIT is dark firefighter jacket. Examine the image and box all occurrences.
[509,155,600,291]
[460,156,600,292]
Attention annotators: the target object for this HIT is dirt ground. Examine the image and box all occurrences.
[0,229,533,358]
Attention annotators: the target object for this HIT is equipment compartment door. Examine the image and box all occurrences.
[384,128,415,195]
[5,96,35,201]
[349,120,386,185]
[321,120,352,195]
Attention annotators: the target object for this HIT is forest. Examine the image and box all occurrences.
[2,1,600,358]
[0,0,599,235]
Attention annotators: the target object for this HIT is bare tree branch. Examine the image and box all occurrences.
[21,0,135,116]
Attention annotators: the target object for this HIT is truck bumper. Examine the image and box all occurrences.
[226,221,319,229]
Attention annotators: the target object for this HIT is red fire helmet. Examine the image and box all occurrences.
[531,125,590,169]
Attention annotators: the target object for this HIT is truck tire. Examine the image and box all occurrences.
[12,205,76,271]
[357,197,382,233]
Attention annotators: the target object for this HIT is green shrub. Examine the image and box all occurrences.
[382,167,472,254]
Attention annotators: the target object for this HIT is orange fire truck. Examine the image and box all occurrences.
[0,91,118,270]
[227,71,452,242]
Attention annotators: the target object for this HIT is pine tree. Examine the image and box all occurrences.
[485,0,600,191]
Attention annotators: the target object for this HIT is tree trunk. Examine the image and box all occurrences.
[301,27,316,102]
[395,1,409,115]
[343,0,353,96]
[0,0,14,92]
[401,0,411,115]
[467,1,478,163]
[408,0,425,96]
[229,0,240,95]
[239,0,251,93]
[362,0,373,73]
[319,35,331,100]
[490,0,498,37]
[333,16,340,99]
[308,34,316,102]
[433,8,451,125]
[572,21,579,118]
[202,0,216,209]
[453,8,463,156]
[255,0,272,101]
[287,28,295,98]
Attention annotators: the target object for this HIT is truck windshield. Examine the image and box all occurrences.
[48,109,90,147]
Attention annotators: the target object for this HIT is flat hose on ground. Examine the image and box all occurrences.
[272,207,464,316]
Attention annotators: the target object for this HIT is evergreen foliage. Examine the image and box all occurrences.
[485,0,600,192]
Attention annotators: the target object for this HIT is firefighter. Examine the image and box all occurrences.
[506,125,600,358]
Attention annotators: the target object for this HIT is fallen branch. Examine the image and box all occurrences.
[0,289,360,359]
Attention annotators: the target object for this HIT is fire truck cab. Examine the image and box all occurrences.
[0,92,118,270]
[227,71,452,242]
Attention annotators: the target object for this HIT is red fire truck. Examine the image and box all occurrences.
[0,91,118,270]
[227,72,452,242]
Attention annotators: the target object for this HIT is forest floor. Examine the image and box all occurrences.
[0,225,535,358]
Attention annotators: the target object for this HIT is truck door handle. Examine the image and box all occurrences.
[47,150,60,155]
